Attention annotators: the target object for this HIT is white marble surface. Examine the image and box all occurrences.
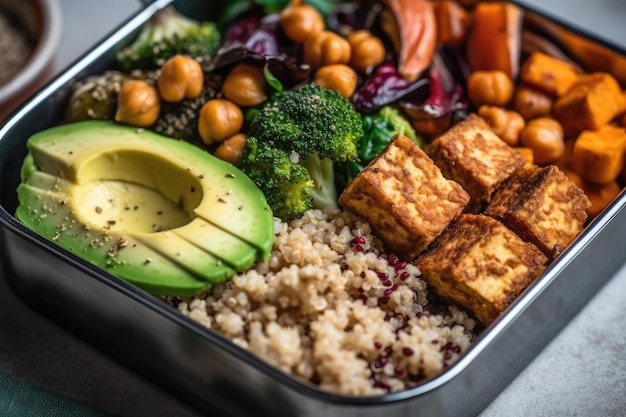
[0,0,625,416]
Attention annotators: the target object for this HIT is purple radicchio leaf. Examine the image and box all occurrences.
[351,61,430,114]
[399,47,470,134]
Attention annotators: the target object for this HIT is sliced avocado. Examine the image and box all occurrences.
[16,120,274,295]
[16,183,215,296]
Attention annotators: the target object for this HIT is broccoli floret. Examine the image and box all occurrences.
[241,136,314,221]
[116,6,221,72]
[335,106,422,191]
[249,84,363,161]
[300,153,337,211]
[241,84,363,219]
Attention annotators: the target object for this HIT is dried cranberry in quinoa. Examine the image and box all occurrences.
[164,207,476,396]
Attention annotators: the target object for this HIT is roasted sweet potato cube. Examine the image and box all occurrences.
[513,147,535,166]
[425,113,526,211]
[484,165,590,260]
[339,133,470,260]
[519,51,579,97]
[465,2,523,79]
[570,124,626,185]
[554,72,626,138]
[415,214,548,325]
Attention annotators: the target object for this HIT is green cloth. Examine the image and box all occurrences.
[0,369,114,417]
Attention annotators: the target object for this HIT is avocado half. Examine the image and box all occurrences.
[16,120,274,296]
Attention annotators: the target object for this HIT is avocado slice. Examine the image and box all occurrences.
[16,120,275,296]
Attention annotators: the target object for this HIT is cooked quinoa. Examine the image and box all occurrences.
[163,208,477,396]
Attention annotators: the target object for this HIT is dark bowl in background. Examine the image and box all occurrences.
[0,0,61,120]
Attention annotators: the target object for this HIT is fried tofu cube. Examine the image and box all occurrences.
[415,214,548,325]
[425,113,526,211]
[339,133,470,260]
[484,165,590,260]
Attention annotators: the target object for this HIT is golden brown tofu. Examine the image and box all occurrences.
[415,214,548,325]
[425,113,527,212]
[339,133,470,260]
[484,165,590,260]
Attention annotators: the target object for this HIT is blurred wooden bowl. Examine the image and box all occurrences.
[0,0,61,120]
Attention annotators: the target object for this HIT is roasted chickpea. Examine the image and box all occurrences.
[214,133,248,165]
[279,0,324,44]
[477,105,525,146]
[520,117,565,164]
[115,80,161,127]
[514,85,553,120]
[198,99,243,145]
[157,55,204,102]
[303,30,351,70]
[313,64,358,99]
[467,70,514,107]
[347,30,386,73]
[221,64,267,107]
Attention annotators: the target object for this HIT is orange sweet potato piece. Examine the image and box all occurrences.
[466,2,524,79]
[432,0,470,47]
[513,147,535,166]
[560,167,620,220]
[380,0,437,82]
[519,52,580,97]
[554,73,626,138]
[583,180,622,219]
[570,124,626,184]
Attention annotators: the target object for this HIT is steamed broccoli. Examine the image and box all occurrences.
[335,105,422,191]
[241,84,363,220]
[241,137,314,220]
[249,84,362,161]
[116,6,221,72]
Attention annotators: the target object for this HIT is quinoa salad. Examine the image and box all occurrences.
[163,208,476,395]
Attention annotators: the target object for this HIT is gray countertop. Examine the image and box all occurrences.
[1,0,625,416]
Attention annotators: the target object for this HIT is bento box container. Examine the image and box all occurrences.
[1,1,625,416]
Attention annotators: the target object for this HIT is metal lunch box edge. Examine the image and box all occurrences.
[1,1,626,416]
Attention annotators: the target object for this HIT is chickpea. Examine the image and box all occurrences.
[514,85,553,120]
[303,30,351,70]
[114,80,161,127]
[221,64,267,107]
[347,30,386,73]
[197,99,243,145]
[157,55,204,102]
[313,64,358,99]
[279,0,324,44]
[477,105,525,146]
[520,117,565,164]
[214,133,248,165]
[467,70,514,107]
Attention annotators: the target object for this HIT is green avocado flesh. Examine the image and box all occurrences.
[16,121,274,296]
